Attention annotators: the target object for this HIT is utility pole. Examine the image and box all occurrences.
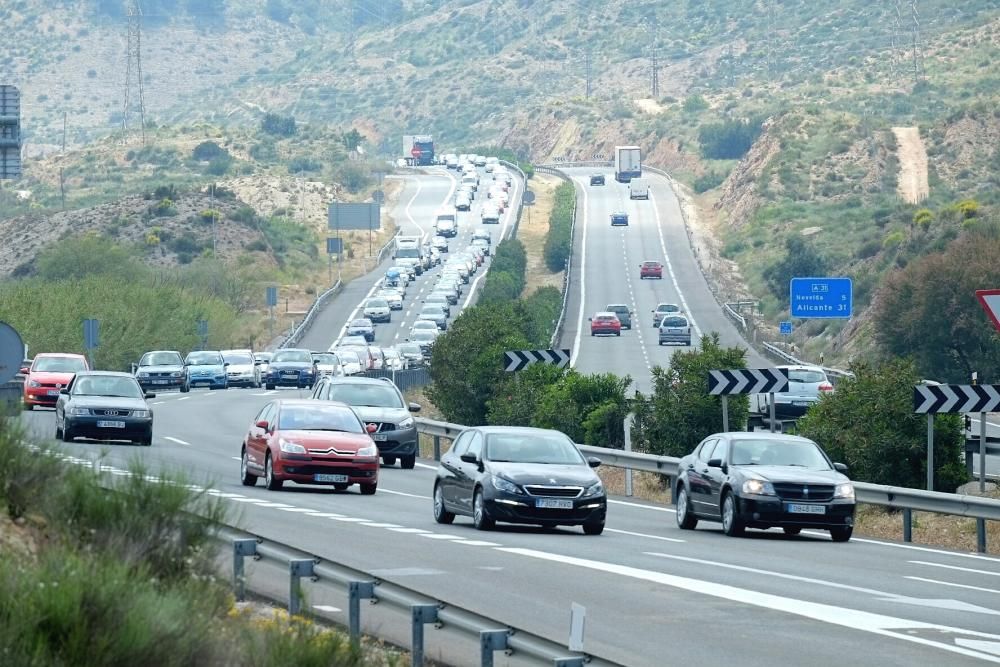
[585,46,593,98]
[346,0,356,61]
[122,0,147,144]
[889,0,903,81]
[650,13,660,98]
[909,0,924,85]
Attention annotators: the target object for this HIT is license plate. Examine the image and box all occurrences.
[536,499,574,509]
[153,380,169,385]
[283,372,297,377]
[372,434,388,442]
[786,503,826,514]
[794,401,810,406]
[315,474,349,483]
[97,420,126,429]
[46,389,60,396]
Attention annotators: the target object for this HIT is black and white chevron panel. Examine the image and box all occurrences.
[913,384,1000,414]
[708,368,789,395]
[503,349,571,372]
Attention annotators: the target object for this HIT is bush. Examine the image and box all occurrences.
[479,271,521,304]
[543,183,575,272]
[683,95,709,113]
[762,236,828,301]
[698,118,763,160]
[519,286,562,346]
[332,162,371,193]
[260,112,296,137]
[797,359,967,490]
[153,197,178,217]
[288,156,322,173]
[693,170,726,193]
[206,154,233,176]
[192,141,226,161]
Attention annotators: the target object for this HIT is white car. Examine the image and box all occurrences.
[481,204,500,224]
[382,347,406,371]
[311,352,346,378]
[221,349,261,388]
[377,289,404,310]
[432,235,449,252]
[332,350,365,376]
[411,320,439,335]
[471,237,491,256]
[363,297,391,323]
[455,192,472,211]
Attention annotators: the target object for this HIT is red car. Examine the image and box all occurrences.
[23,353,90,410]
[640,261,663,279]
[241,399,380,494]
[589,312,622,336]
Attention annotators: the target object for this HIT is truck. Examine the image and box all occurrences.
[628,177,649,200]
[393,235,426,275]
[403,135,435,166]
[434,207,458,237]
[614,145,642,183]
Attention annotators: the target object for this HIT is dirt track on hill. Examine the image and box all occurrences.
[892,126,930,204]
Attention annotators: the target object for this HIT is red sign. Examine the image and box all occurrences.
[975,289,1000,334]
[411,147,422,158]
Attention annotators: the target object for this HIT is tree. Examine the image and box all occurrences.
[697,119,763,159]
[796,359,967,490]
[192,141,226,161]
[632,333,749,457]
[260,113,296,137]
[762,236,829,301]
[873,221,1000,381]
[341,129,363,153]
[35,234,146,283]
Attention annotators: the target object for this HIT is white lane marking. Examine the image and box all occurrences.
[649,177,701,338]
[606,528,684,543]
[152,401,165,405]
[176,397,190,401]
[802,530,1000,561]
[498,547,1000,663]
[252,391,277,396]
[414,462,437,470]
[387,527,431,534]
[457,540,501,547]
[909,561,1000,577]
[907,576,1000,596]
[607,498,675,513]
[277,507,321,513]
[570,178,589,367]
[163,436,190,446]
[230,456,242,461]
[360,522,402,528]
[246,502,291,508]
[305,512,346,518]
[328,517,369,522]
[313,605,342,613]
[420,533,466,540]
[379,488,432,500]
[229,498,272,504]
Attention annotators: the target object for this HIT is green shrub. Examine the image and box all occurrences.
[693,170,726,193]
[261,112,296,137]
[543,183,575,272]
[192,141,226,161]
[762,236,829,301]
[698,118,763,160]
[519,286,562,346]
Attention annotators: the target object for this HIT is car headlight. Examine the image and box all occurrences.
[170,371,182,378]
[28,379,41,387]
[69,407,90,416]
[132,409,149,418]
[398,417,414,429]
[742,479,776,496]
[137,372,149,379]
[835,482,855,500]
[356,444,378,458]
[583,481,605,498]
[278,439,306,454]
[491,476,522,494]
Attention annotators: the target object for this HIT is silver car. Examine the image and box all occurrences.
[423,294,451,317]
[658,315,692,346]
[652,303,682,327]
[363,298,392,323]
[221,350,261,388]
[767,365,834,417]
[377,289,404,311]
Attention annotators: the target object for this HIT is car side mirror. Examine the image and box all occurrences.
[588,317,593,321]
[223,362,230,367]
[408,402,421,413]
[460,452,479,465]
[144,392,156,399]
[60,388,70,395]
[366,423,378,434]
[707,458,724,469]
[255,420,269,430]
[19,366,29,375]
[587,456,602,468]
[834,462,849,474]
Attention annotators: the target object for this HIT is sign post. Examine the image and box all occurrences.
[708,369,789,433]
[789,277,853,319]
[266,286,278,340]
[196,319,209,351]
[779,321,792,336]
[326,237,343,286]
[83,318,99,369]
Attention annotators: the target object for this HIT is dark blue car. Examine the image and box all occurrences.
[264,348,318,389]
[184,351,228,390]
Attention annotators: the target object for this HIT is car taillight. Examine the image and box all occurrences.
[819,382,834,392]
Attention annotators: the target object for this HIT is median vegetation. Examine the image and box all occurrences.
[542,183,576,272]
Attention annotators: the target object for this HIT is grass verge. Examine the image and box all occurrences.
[518,173,566,295]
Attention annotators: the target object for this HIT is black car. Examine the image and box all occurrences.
[55,371,155,446]
[433,426,607,535]
[264,348,318,389]
[590,174,605,186]
[606,303,632,329]
[135,350,189,393]
[674,432,856,542]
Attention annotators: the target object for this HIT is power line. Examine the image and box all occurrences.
[122,0,147,144]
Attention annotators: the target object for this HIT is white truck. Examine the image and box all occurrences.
[628,177,650,200]
[614,145,642,182]
[393,235,426,275]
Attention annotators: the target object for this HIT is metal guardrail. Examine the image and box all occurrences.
[222,525,621,667]
[723,303,747,330]
[416,417,1000,552]
[535,161,614,169]
[276,279,344,349]
[499,160,528,241]
[362,367,431,393]
[760,342,854,380]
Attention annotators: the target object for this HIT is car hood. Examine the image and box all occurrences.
[740,466,848,485]
[486,462,599,487]
[227,363,254,373]
[351,406,410,423]
[269,361,312,372]
[278,430,374,453]
[347,326,373,333]
[69,396,149,410]
[188,364,225,373]
[28,371,79,384]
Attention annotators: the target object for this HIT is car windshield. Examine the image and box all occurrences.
[33,356,88,373]
[656,304,680,313]
[334,351,362,365]
[398,344,422,355]
[73,375,143,398]
[730,439,832,469]
[789,369,826,383]
[643,262,659,267]
[139,352,182,366]
[187,352,224,365]
[411,331,436,341]
[256,353,272,362]
[223,353,253,365]
[608,305,627,313]
[277,404,363,433]
[349,320,372,328]
[272,350,312,363]
[485,432,585,465]
[366,299,389,309]
[325,383,403,408]
[383,349,400,360]
[661,316,688,327]
[312,353,339,366]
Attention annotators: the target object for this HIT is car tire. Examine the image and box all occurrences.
[616,331,620,336]
[783,527,801,536]
[240,448,258,486]
[400,454,416,470]
[264,454,283,491]
[830,526,853,542]
[675,485,698,530]
[55,421,63,439]
[583,521,605,535]
[265,383,275,391]
[382,455,397,466]
[24,403,33,411]
[721,492,745,537]
[473,488,495,531]
[359,483,377,495]
[433,484,455,524]
[180,383,190,393]
[62,422,75,442]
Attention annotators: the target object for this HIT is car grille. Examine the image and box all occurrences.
[281,465,375,478]
[93,409,131,417]
[773,483,834,502]
[524,485,583,498]
[368,422,395,432]
[305,447,358,457]
[40,382,61,388]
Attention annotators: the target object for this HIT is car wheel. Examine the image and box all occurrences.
[180,383,190,393]
[616,331,620,336]
[240,448,257,487]
[676,485,698,530]
[721,492,745,537]
[473,488,495,531]
[783,527,801,536]
[265,383,275,391]
[433,484,455,524]
[62,422,75,442]
[400,454,416,470]
[583,521,605,535]
[24,403,33,411]
[55,420,63,439]
[382,455,397,466]
[359,483,377,495]
[830,526,853,542]
[264,454,283,491]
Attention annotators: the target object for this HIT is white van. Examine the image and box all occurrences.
[435,207,458,238]
[629,178,650,200]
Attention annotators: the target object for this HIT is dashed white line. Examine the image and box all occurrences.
[649,181,701,338]
[906,576,1000,595]
[163,436,190,446]
[379,488,432,500]
[414,462,438,470]
[420,533,467,540]
[607,528,684,543]
[360,522,402,528]
[909,561,1000,577]
[313,605,342,613]
[607,498,675,513]
[176,396,190,402]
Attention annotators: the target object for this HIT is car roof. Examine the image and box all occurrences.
[276,347,311,353]
[272,398,352,409]
[594,311,618,317]
[470,425,573,438]
[612,211,627,216]
[776,364,826,372]
[642,260,661,265]
[655,303,680,309]
[715,432,817,445]
[35,352,87,359]
[606,304,628,309]
[321,376,402,389]
[74,370,135,378]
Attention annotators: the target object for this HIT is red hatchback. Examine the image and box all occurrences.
[241,399,380,494]
[640,261,663,279]
[589,312,622,336]
[23,353,90,410]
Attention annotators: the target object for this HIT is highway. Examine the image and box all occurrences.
[20,393,1000,667]
[560,168,769,395]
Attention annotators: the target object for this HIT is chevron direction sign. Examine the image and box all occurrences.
[503,349,571,372]
[708,368,789,395]
[914,384,1000,414]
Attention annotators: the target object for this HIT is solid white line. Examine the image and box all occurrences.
[230,456,242,461]
[570,178,589,367]
[360,522,402,528]
[649,177,702,339]
[414,462,437,470]
[606,528,684,543]
[457,540,502,547]
[379,488,431,500]
[328,517,368,522]
[163,436,190,446]
[607,498,675,513]
[176,396,190,401]
[277,507,320,513]
[420,533,466,540]
[909,561,1000,577]
[387,527,431,534]
[305,512,346,518]
[906,576,1000,595]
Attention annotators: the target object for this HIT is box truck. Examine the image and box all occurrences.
[402,135,435,166]
[614,145,642,182]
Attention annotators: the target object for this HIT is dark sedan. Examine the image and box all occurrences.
[674,432,856,542]
[55,371,155,446]
[433,426,607,535]
[264,348,318,389]
[135,350,189,393]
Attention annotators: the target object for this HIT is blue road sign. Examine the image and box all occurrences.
[790,277,852,319]
[196,319,209,337]
[326,237,343,255]
[266,286,278,307]
[779,321,793,335]
[83,319,99,349]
